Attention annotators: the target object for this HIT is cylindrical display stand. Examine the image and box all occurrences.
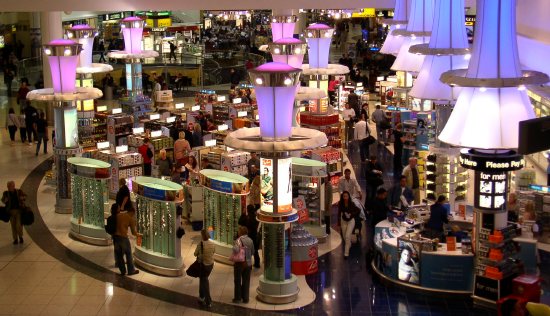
[290,224,318,275]
[200,169,249,264]
[291,157,328,242]
[54,102,82,213]
[68,157,111,246]
[125,60,144,100]
[132,176,184,276]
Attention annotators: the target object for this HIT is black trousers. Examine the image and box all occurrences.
[143,163,152,176]
[25,122,36,142]
[233,262,252,302]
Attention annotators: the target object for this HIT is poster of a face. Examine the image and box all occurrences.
[397,240,420,284]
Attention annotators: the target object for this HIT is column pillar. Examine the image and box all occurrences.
[40,11,63,126]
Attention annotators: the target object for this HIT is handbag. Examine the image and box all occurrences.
[379,118,391,130]
[229,238,246,263]
[365,135,376,145]
[21,207,34,226]
[0,206,10,223]
[176,225,185,239]
[186,242,203,278]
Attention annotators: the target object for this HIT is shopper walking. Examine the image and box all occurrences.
[24,103,38,144]
[365,156,384,202]
[232,226,254,304]
[247,152,260,181]
[112,206,139,276]
[3,62,15,97]
[248,174,261,209]
[5,108,18,144]
[368,187,390,254]
[169,41,177,62]
[371,104,388,145]
[338,191,360,259]
[98,40,106,63]
[195,229,216,308]
[16,80,30,106]
[393,123,405,179]
[347,89,360,119]
[138,138,153,176]
[338,168,362,201]
[2,181,26,245]
[18,109,26,143]
[342,103,355,149]
[192,124,203,148]
[403,157,421,204]
[246,205,261,268]
[185,156,200,183]
[354,114,370,162]
[34,112,48,155]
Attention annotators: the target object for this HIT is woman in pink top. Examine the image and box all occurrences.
[174,132,191,165]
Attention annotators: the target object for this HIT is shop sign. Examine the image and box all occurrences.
[151,27,166,32]
[459,149,525,172]
[474,171,508,210]
[352,8,376,18]
[474,275,500,302]
[465,15,476,26]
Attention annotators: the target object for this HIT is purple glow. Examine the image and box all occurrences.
[70,24,94,30]
[306,38,331,68]
[256,86,298,139]
[77,37,94,68]
[271,22,295,42]
[274,38,304,44]
[255,62,298,73]
[306,23,331,30]
[48,55,78,93]
[49,39,78,46]
[272,54,304,69]
[122,16,143,22]
[122,27,143,54]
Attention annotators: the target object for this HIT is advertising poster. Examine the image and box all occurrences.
[260,158,274,210]
[421,253,474,291]
[397,239,421,284]
[277,158,293,213]
[293,196,309,224]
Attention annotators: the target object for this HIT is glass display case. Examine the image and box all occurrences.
[132,176,184,276]
[425,147,468,209]
[291,157,328,242]
[68,157,111,246]
[200,169,249,263]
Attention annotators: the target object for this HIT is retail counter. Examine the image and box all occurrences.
[373,220,475,293]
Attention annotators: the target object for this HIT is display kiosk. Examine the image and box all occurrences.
[132,176,184,276]
[200,169,249,264]
[291,157,328,242]
[68,157,112,246]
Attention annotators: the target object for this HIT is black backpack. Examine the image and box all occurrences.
[105,214,117,235]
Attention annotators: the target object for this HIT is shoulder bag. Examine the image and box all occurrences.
[186,242,203,278]
[229,238,246,263]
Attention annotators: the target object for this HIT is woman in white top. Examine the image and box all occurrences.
[5,108,19,144]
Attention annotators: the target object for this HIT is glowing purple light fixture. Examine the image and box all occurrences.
[380,0,411,56]
[66,25,97,69]
[271,15,297,42]
[304,24,334,69]
[409,0,470,102]
[391,0,434,73]
[248,62,301,141]
[120,16,145,54]
[268,38,307,69]
[43,39,82,94]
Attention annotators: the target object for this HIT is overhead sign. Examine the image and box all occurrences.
[459,149,525,172]
[352,8,376,18]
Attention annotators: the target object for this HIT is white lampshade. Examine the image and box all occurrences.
[438,87,534,149]
[409,0,470,100]
[391,36,428,73]
[380,25,405,56]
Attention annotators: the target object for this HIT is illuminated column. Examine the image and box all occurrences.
[40,11,63,126]
[304,24,334,69]
[46,40,82,212]
[27,39,103,213]
[66,25,113,112]
[268,38,306,69]
[249,62,302,303]
[438,0,549,305]
[270,15,297,42]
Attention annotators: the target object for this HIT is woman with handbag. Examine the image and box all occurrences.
[1,181,26,244]
[231,226,254,304]
[193,229,215,308]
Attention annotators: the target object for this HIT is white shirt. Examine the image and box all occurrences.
[354,120,369,141]
[338,177,362,199]
[342,108,355,122]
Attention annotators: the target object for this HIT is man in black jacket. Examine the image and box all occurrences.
[23,104,38,144]
[367,188,390,254]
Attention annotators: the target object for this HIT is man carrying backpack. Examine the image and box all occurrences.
[108,204,139,276]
